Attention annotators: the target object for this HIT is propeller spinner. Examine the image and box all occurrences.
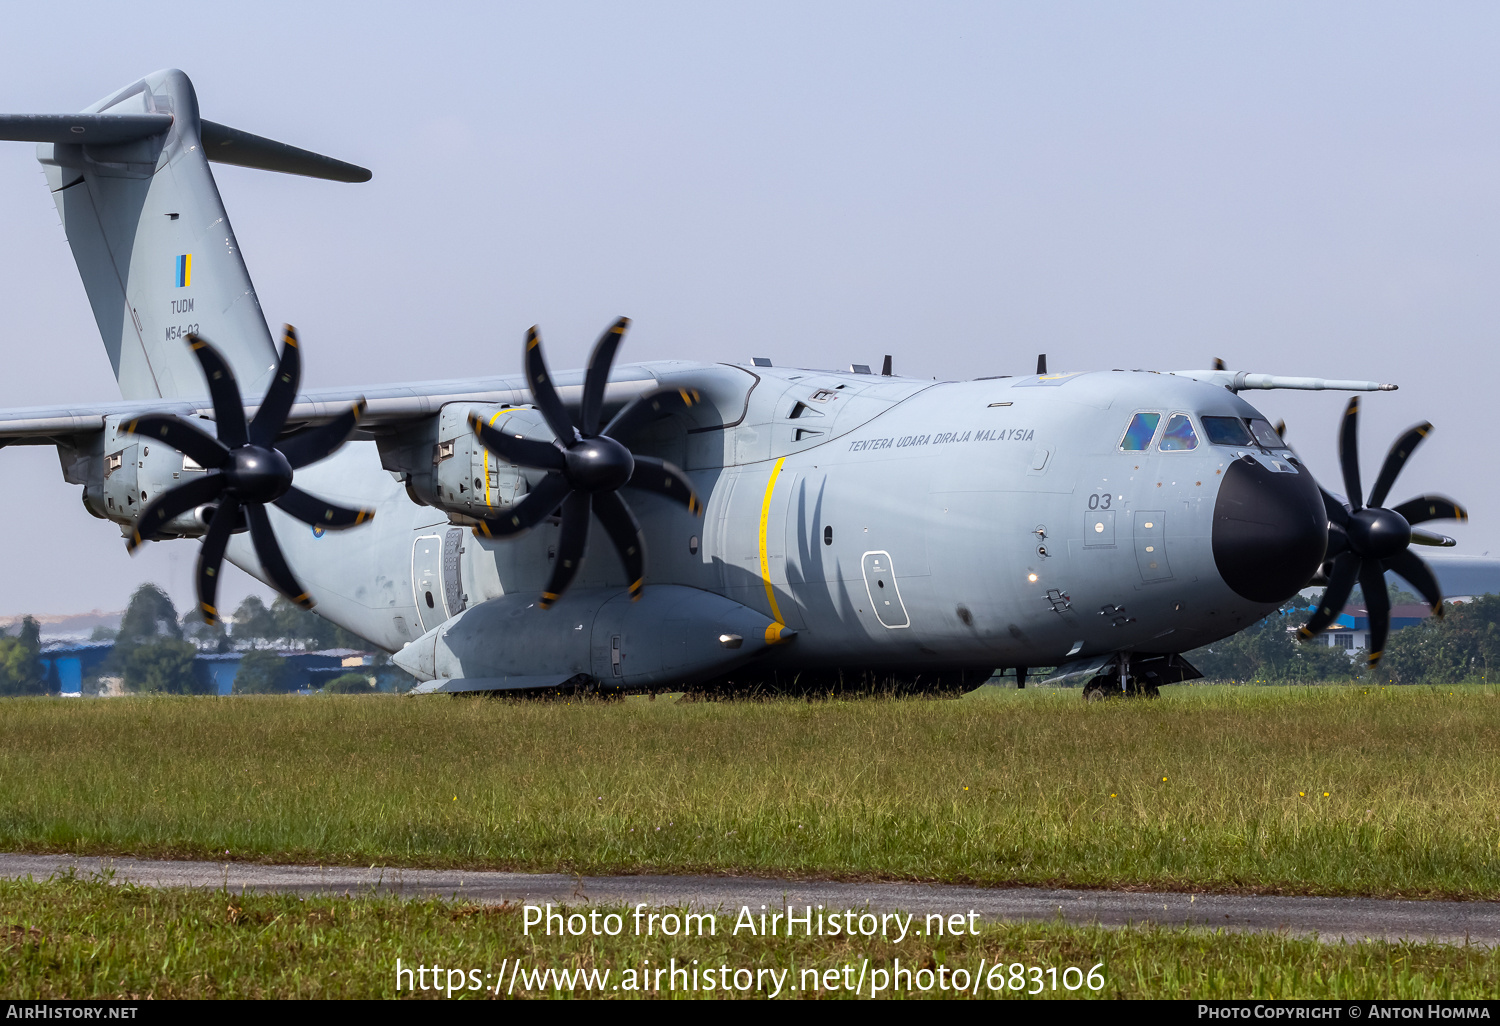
[1299,396,1467,667]
[124,327,373,623]
[468,317,704,608]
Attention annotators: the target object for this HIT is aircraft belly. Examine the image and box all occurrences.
[394,586,790,688]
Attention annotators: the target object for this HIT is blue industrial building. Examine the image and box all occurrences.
[1312,603,1433,655]
[39,643,371,696]
[38,641,113,695]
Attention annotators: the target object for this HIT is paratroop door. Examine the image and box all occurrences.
[412,534,446,633]
[861,550,910,628]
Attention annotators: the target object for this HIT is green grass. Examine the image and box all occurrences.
[1,685,1498,897]
[2,874,1495,999]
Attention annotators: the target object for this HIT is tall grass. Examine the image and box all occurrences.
[3,876,1497,999]
[0,685,1497,897]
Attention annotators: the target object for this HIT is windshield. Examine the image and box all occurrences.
[1248,418,1284,448]
[1158,414,1199,451]
[1201,416,1254,446]
[1120,412,1161,451]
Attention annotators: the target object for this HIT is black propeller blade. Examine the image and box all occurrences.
[1298,397,1467,668]
[468,317,704,608]
[124,327,374,624]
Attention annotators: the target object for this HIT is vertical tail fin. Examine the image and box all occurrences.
[0,69,369,401]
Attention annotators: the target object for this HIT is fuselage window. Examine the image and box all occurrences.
[1201,416,1254,446]
[1158,413,1199,451]
[1248,418,1284,448]
[1119,412,1161,451]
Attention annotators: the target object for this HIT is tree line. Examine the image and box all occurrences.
[1186,585,1500,684]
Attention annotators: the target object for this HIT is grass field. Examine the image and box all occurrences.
[3,874,1495,999]
[0,685,1497,898]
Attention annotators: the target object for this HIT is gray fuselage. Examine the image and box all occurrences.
[261,361,1324,676]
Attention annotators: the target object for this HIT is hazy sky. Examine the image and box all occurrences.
[1,2,1497,616]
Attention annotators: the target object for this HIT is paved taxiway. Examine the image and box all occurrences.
[3,853,1495,946]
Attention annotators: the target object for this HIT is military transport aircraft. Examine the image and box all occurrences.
[0,70,1470,697]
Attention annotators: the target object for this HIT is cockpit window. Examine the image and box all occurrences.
[1248,418,1284,448]
[1158,413,1199,451]
[1120,412,1161,451]
[1201,416,1254,446]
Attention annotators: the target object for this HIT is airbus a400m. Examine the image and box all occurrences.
[0,70,1468,697]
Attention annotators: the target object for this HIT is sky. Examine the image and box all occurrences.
[0,2,1497,616]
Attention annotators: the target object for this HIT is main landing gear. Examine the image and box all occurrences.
[1079,652,1203,701]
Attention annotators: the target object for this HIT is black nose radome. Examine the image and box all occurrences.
[1212,457,1328,604]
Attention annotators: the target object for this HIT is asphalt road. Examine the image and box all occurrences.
[3,852,1495,946]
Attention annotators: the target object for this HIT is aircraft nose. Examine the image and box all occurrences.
[1211,455,1328,604]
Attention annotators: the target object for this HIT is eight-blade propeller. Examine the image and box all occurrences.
[124,327,374,623]
[1299,396,1467,668]
[468,316,704,608]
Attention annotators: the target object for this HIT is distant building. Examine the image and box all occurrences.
[38,641,113,696]
[204,649,373,695]
[1312,604,1434,654]
[37,642,373,696]
[1296,553,1500,656]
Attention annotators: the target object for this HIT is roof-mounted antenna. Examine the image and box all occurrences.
[881,354,892,376]
[1036,354,1047,375]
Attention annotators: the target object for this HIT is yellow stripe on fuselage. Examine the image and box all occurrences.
[758,457,786,623]
[484,409,505,508]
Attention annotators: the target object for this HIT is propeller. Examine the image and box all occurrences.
[123,327,374,624]
[1298,396,1467,668]
[468,316,704,609]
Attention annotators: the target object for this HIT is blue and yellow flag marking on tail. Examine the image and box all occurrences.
[174,253,192,288]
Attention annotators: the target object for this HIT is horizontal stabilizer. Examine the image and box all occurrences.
[0,113,172,144]
[0,113,369,183]
[200,120,370,183]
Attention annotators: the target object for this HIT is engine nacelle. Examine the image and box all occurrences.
[61,415,214,537]
[376,402,541,521]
